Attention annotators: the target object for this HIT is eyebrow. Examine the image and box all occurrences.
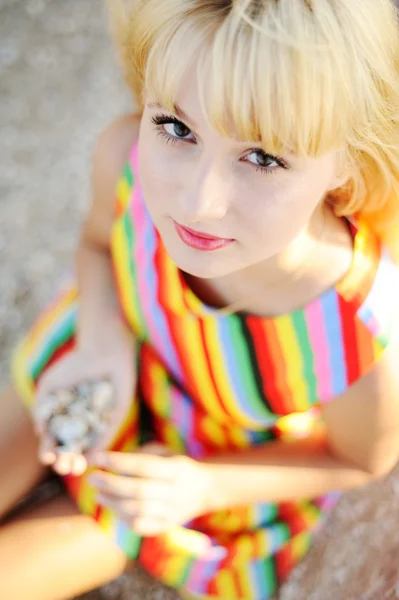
[147,101,198,129]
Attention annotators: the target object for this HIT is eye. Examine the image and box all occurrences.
[164,121,193,140]
[245,149,280,169]
[151,114,195,142]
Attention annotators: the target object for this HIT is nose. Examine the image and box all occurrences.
[179,160,229,223]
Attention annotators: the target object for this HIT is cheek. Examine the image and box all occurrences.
[239,175,325,246]
[138,131,182,206]
[141,123,183,174]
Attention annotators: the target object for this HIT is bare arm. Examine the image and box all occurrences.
[200,344,399,511]
[76,115,140,350]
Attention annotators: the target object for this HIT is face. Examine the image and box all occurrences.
[138,69,344,279]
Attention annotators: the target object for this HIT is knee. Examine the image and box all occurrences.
[0,387,45,518]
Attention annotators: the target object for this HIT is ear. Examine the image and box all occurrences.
[327,151,351,192]
[328,172,350,192]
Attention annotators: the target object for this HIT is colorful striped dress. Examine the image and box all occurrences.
[12,143,399,599]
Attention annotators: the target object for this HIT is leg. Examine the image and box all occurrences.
[0,386,47,518]
[0,493,127,600]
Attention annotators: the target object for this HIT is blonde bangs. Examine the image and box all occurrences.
[196,1,355,157]
[108,0,399,250]
[125,0,357,157]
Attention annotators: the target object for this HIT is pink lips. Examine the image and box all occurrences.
[173,222,234,251]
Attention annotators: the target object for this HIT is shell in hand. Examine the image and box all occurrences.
[44,379,115,453]
[91,380,114,413]
[36,394,61,423]
[56,388,75,409]
[49,414,89,445]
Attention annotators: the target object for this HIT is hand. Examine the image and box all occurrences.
[34,315,136,476]
[88,443,212,536]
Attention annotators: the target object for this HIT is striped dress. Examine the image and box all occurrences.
[12,143,399,599]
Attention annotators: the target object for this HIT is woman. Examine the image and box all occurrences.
[1,1,399,598]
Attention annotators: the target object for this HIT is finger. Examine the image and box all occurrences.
[132,516,174,537]
[38,434,57,465]
[88,471,172,501]
[53,452,75,476]
[70,454,88,477]
[138,443,173,457]
[97,494,168,520]
[89,451,175,480]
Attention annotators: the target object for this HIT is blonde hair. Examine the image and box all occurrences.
[108,0,399,251]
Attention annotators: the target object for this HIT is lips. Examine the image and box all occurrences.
[173,221,234,251]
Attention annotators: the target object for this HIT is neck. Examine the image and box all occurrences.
[205,205,353,316]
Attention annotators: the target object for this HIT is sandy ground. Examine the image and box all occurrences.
[1,1,399,599]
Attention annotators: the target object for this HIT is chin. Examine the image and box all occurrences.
[169,251,227,279]
[162,241,234,279]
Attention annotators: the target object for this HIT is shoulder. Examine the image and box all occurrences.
[321,229,399,477]
[321,342,399,477]
[92,113,141,198]
[82,114,141,247]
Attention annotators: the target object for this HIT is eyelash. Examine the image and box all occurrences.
[150,113,289,174]
[151,114,188,146]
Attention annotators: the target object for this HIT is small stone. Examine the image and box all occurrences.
[75,381,92,401]
[95,420,107,435]
[49,414,89,445]
[85,410,106,431]
[56,440,85,454]
[55,388,75,409]
[91,380,114,413]
[85,432,98,447]
[67,401,92,421]
[36,394,61,422]
[80,439,91,453]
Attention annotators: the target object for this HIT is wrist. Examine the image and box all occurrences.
[196,461,224,514]
[77,310,133,353]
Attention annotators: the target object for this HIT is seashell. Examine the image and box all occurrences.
[36,394,62,422]
[56,440,86,454]
[84,411,101,429]
[80,439,91,453]
[86,410,98,425]
[42,378,117,453]
[54,388,75,409]
[84,432,98,449]
[69,406,106,436]
[91,380,114,413]
[49,414,89,445]
[75,382,92,401]
[101,411,114,423]
[67,402,92,421]
[94,420,107,435]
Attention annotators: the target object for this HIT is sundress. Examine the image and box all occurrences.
[12,143,399,599]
